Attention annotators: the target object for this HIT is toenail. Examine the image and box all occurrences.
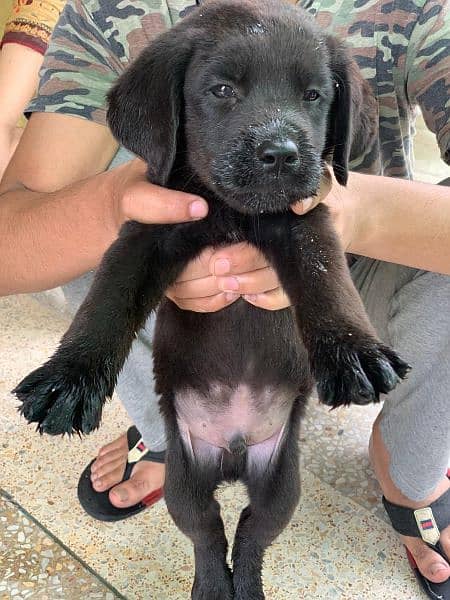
[112,488,128,502]
[431,563,449,575]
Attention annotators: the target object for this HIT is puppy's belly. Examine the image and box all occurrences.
[175,383,295,465]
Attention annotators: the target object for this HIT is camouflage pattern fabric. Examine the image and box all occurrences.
[28,0,450,179]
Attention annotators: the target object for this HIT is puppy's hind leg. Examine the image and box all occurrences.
[164,427,233,600]
[232,404,302,600]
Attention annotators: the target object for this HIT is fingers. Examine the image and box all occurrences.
[209,242,268,276]
[172,266,280,299]
[291,165,333,215]
[167,290,240,313]
[166,242,293,312]
[168,285,292,312]
[215,266,280,295]
[243,287,292,311]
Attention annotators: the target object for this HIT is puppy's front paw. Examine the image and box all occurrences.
[314,336,410,407]
[13,359,113,435]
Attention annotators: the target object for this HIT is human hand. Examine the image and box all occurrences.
[166,242,291,312]
[291,166,357,251]
[110,158,209,227]
[167,165,357,313]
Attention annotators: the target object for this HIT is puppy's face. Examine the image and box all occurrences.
[107,1,375,215]
[183,27,334,213]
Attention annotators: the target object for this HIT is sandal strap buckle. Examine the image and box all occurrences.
[414,507,440,545]
[127,437,149,464]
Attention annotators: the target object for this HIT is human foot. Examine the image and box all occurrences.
[401,523,450,584]
[89,428,165,509]
[370,417,450,594]
[389,475,450,585]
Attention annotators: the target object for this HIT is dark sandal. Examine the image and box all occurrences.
[383,469,450,599]
[77,426,165,522]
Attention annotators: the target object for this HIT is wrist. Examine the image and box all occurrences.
[344,172,373,255]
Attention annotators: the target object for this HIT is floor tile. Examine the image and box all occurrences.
[0,493,120,599]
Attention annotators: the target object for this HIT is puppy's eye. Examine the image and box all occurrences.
[303,89,320,102]
[210,84,236,98]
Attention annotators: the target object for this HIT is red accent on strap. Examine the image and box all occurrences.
[447,468,450,479]
[405,546,418,570]
[141,487,164,507]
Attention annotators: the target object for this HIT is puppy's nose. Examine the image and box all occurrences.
[256,140,299,173]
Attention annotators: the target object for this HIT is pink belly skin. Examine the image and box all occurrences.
[175,383,295,470]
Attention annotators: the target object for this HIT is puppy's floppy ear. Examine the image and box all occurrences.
[325,37,378,186]
[107,29,195,185]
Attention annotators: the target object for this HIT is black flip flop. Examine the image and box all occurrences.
[77,426,165,522]
[383,469,450,599]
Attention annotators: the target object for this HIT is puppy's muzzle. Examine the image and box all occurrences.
[256,139,300,176]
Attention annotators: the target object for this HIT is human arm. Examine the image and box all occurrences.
[0,1,66,178]
[0,113,207,296]
[0,44,44,178]
[323,171,450,275]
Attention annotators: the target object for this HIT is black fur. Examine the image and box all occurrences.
[13,1,409,598]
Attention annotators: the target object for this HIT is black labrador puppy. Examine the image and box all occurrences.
[14,1,409,598]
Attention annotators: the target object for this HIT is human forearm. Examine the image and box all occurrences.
[0,158,208,296]
[345,172,450,275]
[0,171,120,295]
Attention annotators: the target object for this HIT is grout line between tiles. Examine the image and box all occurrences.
[0,487,128,600]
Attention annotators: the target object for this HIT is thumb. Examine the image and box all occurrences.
[291,167,332,215]
[121,181,209,224]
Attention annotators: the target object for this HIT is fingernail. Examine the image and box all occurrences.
[299,198,313,213]
[244,294,258,302]
[218,277,239,292]
[189,199,208,219]
[225,292,239,302]
[214,258,231,275]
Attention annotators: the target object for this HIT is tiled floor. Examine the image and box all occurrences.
[1,115,449,600]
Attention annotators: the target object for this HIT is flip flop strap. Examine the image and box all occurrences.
[123,426,166,480]
[383,487,450,546]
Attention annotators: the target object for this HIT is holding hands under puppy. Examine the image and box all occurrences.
[164,166,450,313]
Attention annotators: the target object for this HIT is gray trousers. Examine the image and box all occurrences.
[49,149,450,502]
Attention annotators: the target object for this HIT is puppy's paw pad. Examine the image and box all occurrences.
[13,361,110,436]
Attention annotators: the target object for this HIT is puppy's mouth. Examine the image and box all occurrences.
[207,131,323,214]
[210,156,323,215]
[215,179,320,214]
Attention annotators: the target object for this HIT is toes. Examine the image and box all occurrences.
[109,478,149,508]
[315,337,410,408]
[96,434,128,458]
[108,462,165,508]
[91,449,127,475]
[440,524,450,570]
[318,352,376,407]
[91,457,126,490]
[13,361,111,436]
[365,345,410,393]
[404,537,450,584]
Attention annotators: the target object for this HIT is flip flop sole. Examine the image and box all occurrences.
[77,458,164,522]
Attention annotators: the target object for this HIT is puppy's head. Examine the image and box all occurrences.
[107,0,377,214]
